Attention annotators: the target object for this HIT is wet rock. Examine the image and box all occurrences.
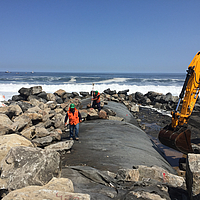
[80,91,89,97]
[72,92,79,97]
[11,94,25,101]
[135,91,144,102]
[104,88,116,95]
[118,89,129,95]
[37,91,47,100]
[18,87,31,98]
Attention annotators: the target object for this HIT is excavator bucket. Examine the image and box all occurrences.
[158,124,194,154]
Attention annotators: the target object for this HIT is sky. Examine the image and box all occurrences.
[0,0,200,73]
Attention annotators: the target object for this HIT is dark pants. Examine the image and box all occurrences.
[92,101,101,111]
[69,123,79,138]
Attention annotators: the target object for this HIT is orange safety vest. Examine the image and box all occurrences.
[94,92,100,103]
[67,108,79,125]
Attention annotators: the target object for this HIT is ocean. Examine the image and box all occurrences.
[0,72,186,101]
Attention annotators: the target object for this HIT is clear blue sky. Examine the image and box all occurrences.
[0,0,200,73]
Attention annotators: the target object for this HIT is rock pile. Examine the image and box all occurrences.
[0,86,200,199]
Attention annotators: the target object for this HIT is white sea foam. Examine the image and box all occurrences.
[0,83,182,101]
[96,78,130,84]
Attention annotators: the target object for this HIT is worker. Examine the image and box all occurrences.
[92,90,101,111]
[65,103,82,140]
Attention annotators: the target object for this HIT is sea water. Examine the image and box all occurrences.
[0,72,186,101]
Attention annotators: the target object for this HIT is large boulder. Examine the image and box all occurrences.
[30,86,42,95]
[117,165,185,189]
[11,114,32,132]
[0,134,34,163]
[32,136,53,147]
[0,104,23,119]
[18,87,31,98]
[0,146,61,191]
[54,89,66,97]
[186,153,200,199]
[45,140,74,151]
[0,114,13,135]
[52,113,65,128]
[2,178,90,200]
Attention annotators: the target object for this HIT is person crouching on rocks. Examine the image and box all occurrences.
[65,103,82,141]
[92,90,101,111]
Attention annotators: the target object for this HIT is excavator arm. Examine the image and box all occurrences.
[158,51,200,154]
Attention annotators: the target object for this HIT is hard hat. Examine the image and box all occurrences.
[70,103,75,108]
[95,90,98,94]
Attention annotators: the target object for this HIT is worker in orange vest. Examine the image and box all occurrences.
[92,90,101,111]
[65,103,82,140]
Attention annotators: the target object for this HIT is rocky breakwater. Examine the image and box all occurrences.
[0,86,198,199]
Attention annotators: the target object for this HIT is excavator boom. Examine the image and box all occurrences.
[158,51,200,154]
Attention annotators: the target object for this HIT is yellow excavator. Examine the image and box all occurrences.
[158,51,200,154]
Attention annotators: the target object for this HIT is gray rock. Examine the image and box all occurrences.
[20,126,36,140]
[11,114,32,132]
[27,95,47,103]
[17,101,33,112]
[80,91,89,97]
[135,92,144,101]
[54,89,66,97]
[18,87,31,97]
[30,86,42,95]
[45,140,74,151]
[103,108,116,116]
[35,126,50,138]
[32,136,53,147]
[118,89,129,95]
[0,104,23,119]
[37,91,47,100]
[47,101,57,110]
[104,88,116,95]
[46,93,56,101]
[52,113,65,128]
[130,104,139,112]
[72,92,79,97]
[0,146,61,191]
[11,95,25,101]
[186,153,200,199]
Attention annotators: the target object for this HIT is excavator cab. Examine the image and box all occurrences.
[158,52,200,154]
